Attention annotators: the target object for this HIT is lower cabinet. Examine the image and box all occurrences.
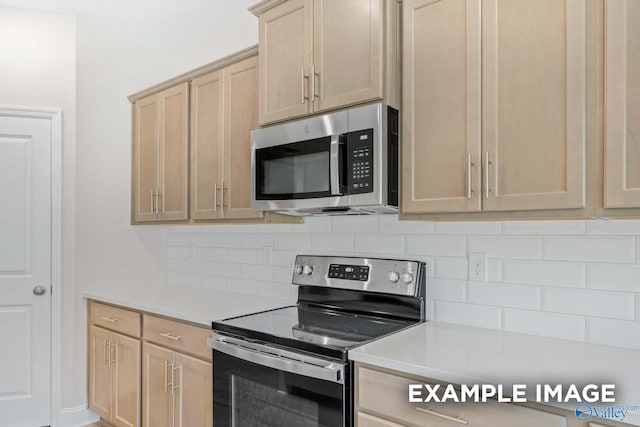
[142,342,212,427]
[88,325,141,427]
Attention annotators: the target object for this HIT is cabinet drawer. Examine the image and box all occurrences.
[357,366,569,427]
[143,314,212,361]
[357,411,407,427]
[90,301,141,338]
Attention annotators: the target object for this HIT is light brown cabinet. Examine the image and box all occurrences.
[132,83,189,223]
[402,0,587,216]
[191,55,263,221]
[88,324,141,427]
[604,0,640,209]
[252,0,399,125]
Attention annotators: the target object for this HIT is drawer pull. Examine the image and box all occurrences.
[100,316,118,323]
[160,332,182,341]
[416,407,468,425]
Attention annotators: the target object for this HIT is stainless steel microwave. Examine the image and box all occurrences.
[251,103,398,216]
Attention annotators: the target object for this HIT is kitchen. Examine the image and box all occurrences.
[0,0,639,426]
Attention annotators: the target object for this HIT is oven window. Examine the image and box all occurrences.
[214,350,347,427]
[256,137,332,200]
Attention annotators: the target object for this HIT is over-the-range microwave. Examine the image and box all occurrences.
[251,103,398,216]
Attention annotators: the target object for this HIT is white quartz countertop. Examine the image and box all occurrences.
[82,287,293,326]
[349,322,640,426]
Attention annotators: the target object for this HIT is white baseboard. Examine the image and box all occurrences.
[57,405,100,427]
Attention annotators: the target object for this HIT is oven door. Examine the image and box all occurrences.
[210,335,349,427]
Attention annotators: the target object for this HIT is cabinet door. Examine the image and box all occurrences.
[223,56,264,220]
[173,352,212,427]
[132,94,159,222]
[604,0,640,208]
[312,0,384,113]
[401,0,482,213]
[258,0,313,124]
[482,0,586,211]
[158,83,189,221]
[190,70,224,220]
[112,333,141,427]
[88,326,112,421]
[142,342,174,427]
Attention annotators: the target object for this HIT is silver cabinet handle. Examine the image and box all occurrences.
[172,365,181,396]
[213,182,218,211]
[467,153,473,199]
[313,65,320,100]
[101,316,118,323]
[221,184,227,209]
[485,151,491,198]
[110,343,117,367]
[160,332,182,341]
[164,360,173,392]
[310,64,316,101]
[157,191,164,214]
[150,190,155,214]
[209,336,345,384]
[301,68,309,104]
[103,338,109,368]
[416,407,468,425]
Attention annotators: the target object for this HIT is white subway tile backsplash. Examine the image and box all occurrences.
[211,233,242,248]
[435,221,502,235]
[435,257,468,280]
[242,264,272,281]
[198,247,227,262]
[378,215,435,234]
[587,219,640,235]
[434,301,502,329]
[168,217,640,350]
[355,235,404,254]
[406,236,467,257]
[503,260,586,288]
[467,282,540,310]
[242,234,273,249]
[543,287,635,320]
[468,236,542,259]
[227,248,258,264]
[311,234,354,252]
[587,318,640,350]
[503,309,585,341]
[201,275,227,291]
[331,215,378,233]
[542,236,635,263]
[168,233,189,246]
[226,278,257,295]
[503,220,586,235]
[274,234,312,250]
[425,278,466,302]
[587,263,640,292]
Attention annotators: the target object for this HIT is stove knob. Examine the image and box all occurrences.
[302,265,314,275]
[401,272,414,285]
[294,264,303,275]
[387,271,400,283]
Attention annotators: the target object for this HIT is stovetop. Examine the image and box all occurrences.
[212,303,419,360]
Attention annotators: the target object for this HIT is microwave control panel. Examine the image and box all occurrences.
[347,129,374,194]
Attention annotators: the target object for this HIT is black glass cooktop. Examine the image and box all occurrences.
[212,304,417,360]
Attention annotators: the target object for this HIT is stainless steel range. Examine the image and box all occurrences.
[208,255,426,427]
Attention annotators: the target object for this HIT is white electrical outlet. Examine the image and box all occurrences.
[468,253,488,282]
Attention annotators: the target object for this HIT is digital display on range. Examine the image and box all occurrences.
[328,264,370,281]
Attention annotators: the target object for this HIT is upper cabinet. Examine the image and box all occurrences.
[604,0,640,209]
[252,0,399,125]
[132,83,189,223]
[402,0,587,216]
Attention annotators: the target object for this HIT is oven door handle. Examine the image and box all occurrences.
[329,134,343,196]
[208,335,345,384]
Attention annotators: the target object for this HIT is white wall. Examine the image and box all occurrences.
[169,217,640,351]
[0,6,78,412]
[73,0,258,408]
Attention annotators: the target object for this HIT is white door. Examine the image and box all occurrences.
[0,112,52,426]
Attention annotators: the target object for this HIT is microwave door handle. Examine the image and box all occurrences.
[329,135,342,195]
[208,336,345,384]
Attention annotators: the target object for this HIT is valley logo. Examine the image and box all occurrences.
[575,403,640,422]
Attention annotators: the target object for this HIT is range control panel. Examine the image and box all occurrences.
[347,129,374,194]
[328,264,370,281]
